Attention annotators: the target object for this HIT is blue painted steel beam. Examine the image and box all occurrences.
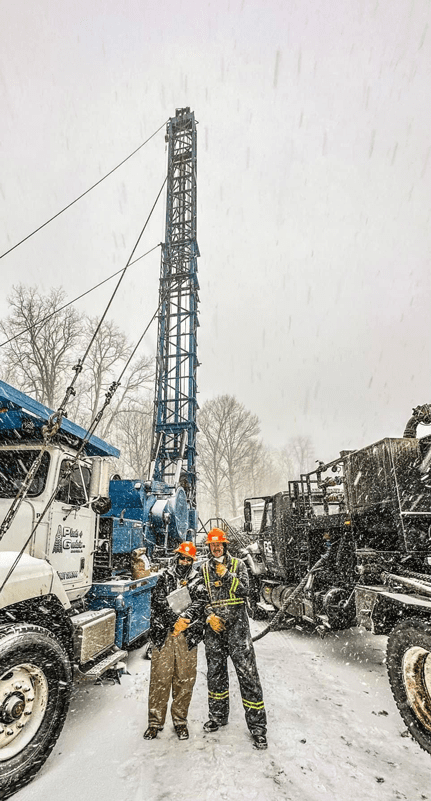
[0,380,120,458]
[151,108,199,507]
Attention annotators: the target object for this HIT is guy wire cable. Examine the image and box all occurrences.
[0,120,168,260]
[0,243,162,349]
[56,174,167,413]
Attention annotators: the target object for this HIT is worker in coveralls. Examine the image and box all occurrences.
[144,541,207,741]
[201,528,268,749]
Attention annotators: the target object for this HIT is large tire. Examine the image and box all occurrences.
[387,617,431,755]
[0,623,72,799]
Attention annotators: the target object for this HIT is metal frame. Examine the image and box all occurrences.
[151,108,199,507]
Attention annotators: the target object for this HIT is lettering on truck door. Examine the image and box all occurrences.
[49,458,93,591]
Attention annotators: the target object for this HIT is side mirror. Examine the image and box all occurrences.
[244,501,252,532]
[89,458,111,498]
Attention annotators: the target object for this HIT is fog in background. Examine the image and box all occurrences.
[1,0,430,463]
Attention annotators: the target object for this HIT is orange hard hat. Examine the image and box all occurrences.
[206,528,229,545]
[175,541,197,560]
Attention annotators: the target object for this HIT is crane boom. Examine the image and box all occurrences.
[150,107,199,519]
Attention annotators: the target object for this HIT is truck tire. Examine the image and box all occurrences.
[386,617,431,755]
[0,623,72,799]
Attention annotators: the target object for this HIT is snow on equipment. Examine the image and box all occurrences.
[242,405,431,755]
[0,107,199,797]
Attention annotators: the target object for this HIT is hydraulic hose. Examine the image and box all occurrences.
[252,554,327,643]
[403,404,431,438]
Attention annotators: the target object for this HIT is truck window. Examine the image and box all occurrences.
[0,450,50,498]
[252,504,265,532]
[263,501,273,529]
[56,460,91,505]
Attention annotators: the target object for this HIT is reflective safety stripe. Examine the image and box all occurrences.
[203,558,243,607]
[210,598,244,606]
[203,562,210,591]
[229,559,239,600]
[242,698,265,710]
[208,689,229,699]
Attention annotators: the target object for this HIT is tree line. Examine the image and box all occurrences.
[0,284,315,524]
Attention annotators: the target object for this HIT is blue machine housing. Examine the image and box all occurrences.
[106,478,190,559]
[87,573,159,648]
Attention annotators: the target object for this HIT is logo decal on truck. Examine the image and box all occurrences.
[52,525,85,553]
[263,539,273,556]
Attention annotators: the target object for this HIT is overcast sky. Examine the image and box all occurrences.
[1,0,430,462]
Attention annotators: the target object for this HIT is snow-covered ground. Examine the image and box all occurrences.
[15,621,431,801]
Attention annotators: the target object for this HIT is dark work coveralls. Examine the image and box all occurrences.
[201,552,267,736]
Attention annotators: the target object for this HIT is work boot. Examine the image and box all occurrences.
[143,726,159,740]
[252,733,268,750]
[174,724,189,740]
[203,720,222,732]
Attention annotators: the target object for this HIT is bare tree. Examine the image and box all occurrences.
[0,288,154,453]
[240,438,266,498]
[197,397,231,517]
[276,444,295,485]
[79,316,154,440]
[242,441,284,498]
[221,396,260,517]
[197,400,318,523]
[0,285,82,407]
[198,395,261,518]
[115,396,153,478]
[288,435,315,475]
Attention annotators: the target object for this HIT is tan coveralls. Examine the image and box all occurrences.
[148,631,197,728]
[147,562,206,729]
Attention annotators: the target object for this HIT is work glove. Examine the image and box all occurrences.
[215,563,227,578]
[172,617,190,637]
[206,614,225,633]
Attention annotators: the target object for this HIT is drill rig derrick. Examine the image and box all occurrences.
[147,107,200,549]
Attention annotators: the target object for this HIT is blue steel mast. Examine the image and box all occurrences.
[150,108,199,520]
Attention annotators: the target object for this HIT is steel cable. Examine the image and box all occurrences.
[0,120,168,260]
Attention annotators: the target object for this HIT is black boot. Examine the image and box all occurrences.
[203,720,219,732]
[252,733,268,750]
[174,724,189,740]
[143,726,159,740]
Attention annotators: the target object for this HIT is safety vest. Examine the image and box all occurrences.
[202,558,245,607]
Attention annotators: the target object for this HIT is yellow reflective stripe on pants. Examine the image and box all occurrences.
[242,698,265,710]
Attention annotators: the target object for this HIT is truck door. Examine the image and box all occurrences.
[48,458,94,598]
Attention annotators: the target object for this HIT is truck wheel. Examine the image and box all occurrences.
[0,623,72,799]
[387,617,431,755]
